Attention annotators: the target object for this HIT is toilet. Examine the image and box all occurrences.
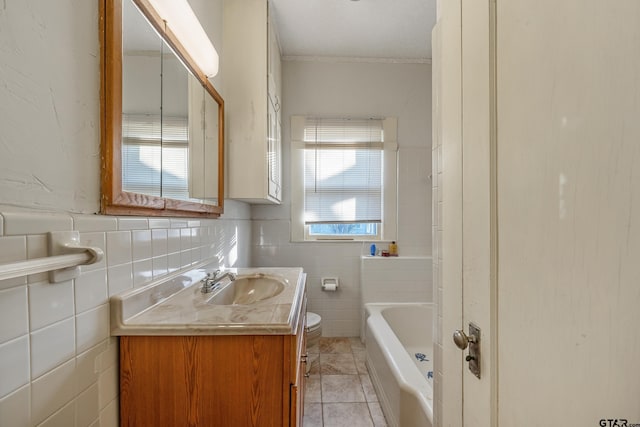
[306,312,322,347]
[305,312,322,373]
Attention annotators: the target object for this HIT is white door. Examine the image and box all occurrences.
[496,0,640,424]
[437,0,640,425]
[459,0,496,425]
[436,0,496,425]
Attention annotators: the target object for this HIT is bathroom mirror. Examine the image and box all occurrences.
[100,0,224,217]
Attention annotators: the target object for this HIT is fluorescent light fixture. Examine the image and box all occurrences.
[147,0,219,77]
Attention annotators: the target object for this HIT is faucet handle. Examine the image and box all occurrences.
[207,269,221,280]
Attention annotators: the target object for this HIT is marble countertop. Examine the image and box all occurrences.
[110,260,306,336]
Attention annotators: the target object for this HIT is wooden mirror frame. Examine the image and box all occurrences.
[99,0,224,217]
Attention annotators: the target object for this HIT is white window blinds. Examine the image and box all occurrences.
[121,114,189,199]
[302,118,384,224]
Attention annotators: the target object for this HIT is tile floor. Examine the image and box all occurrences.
[303,337,387,427]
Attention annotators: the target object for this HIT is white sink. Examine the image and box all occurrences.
[109,264,305,335]
[206,274,286,305]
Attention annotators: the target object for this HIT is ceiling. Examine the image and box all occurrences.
[269,0,437,62]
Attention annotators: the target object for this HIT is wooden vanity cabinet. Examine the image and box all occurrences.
[119,307,306,426]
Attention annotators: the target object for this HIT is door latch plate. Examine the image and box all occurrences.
[467,323,481,379]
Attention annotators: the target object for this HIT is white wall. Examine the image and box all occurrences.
[0,1,252,426]
[252,60,432,337]
[0,0,100,213]
[360,256,433,339]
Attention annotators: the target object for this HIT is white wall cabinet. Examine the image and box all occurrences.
[223,0,282,204]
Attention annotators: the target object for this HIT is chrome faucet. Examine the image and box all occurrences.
[201,270,236,293]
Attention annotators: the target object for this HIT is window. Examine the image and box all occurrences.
[291,116,398,241]
[121,114,190,200]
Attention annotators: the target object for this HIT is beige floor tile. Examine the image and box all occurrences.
[367,402,388,427]
[321,375,366,403]
[349,337,366,351]
[320,353,358,375]
[353,350,368,374]
[319,337,352,354]
[308,336,389,426]
[359,374,378,402]
[305,375,322,403]
[303,403,323,427]
[322,403,374,427]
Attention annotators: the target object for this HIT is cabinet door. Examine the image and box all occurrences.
[119,335,285,427]
[290,365,305,427]
[267,8,281,104]
[290,319,307,426]
[267,7,282,203]
[267,96,282,201]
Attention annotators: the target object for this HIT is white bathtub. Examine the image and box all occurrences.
[365,303,433,427]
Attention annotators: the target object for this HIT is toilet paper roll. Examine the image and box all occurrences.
[321,277,339,291]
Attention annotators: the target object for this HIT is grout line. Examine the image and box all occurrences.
[304,337,385,427]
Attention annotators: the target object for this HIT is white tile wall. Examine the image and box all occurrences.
[30,318,75,379]
[26,235,48,284]
[28,281,74,331]
[75,305,109,354]
[397,148,433,255]
[75,384,99,427]
[105,231,132,267]
[360,257,433,305]
[0,236,27,290]
[0,336,30,397]
[251,221,434,337]
[0,207,252,426]
[0,385,30,427]
[2,212,73,236]
[38,401,75,427]
[360,256,433,338]
[75,269,108,314]
[106,264,133,297]
[0,286,28,342]
[251,221,364,336]
[30,360,76,426]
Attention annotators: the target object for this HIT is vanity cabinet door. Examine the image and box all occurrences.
[289,299,307,427]
[290,339,306,427]
[119,335,286,427]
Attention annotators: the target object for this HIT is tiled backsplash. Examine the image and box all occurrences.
[251,225,365,337]
[251,218,434,338]
[0,208,251,427]
[360,256,433,338]
[360,256,433,306]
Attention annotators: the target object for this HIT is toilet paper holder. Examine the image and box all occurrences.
[321,277,339,291]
